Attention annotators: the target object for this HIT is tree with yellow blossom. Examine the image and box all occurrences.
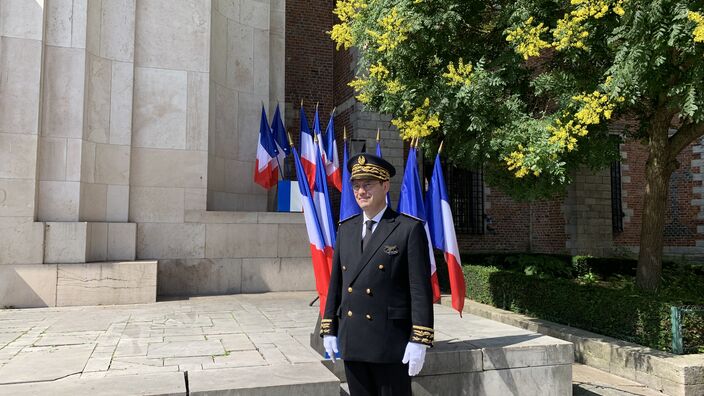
[331,0,704,291]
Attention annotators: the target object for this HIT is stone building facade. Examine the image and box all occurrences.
[1,0,701,308]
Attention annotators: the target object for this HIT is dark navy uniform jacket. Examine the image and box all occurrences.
[321,208,434,363]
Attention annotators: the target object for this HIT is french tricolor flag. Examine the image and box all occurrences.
[426,148,466,315]
[324,114,343,192]
[292,144,331,315]
[300,105,317,189]
[253,106,279,190]
[397,145,441,303]
[312,137,336,274]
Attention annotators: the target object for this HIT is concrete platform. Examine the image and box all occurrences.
[312,304,574,395]
[0,292,573,395]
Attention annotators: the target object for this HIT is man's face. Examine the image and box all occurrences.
[352,178,389,215]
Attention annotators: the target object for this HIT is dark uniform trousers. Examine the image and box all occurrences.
[321,208,434,396]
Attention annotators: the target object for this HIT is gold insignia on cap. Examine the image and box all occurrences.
[358,156,366,165]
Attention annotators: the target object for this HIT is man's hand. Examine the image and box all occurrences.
[401,342,428,376]
[323,335,339,363]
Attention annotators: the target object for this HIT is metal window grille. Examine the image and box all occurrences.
[420,155,485,235]
[611,157,624,233]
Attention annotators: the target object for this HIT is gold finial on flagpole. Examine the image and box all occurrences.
[313,132,318,143]
[331,107,336,116]
[343,126,347,141]
[287,132,294,147]
[300,99,303,108]
[316,102,319,110]
[376,128,380,142]
[438,141,444,154]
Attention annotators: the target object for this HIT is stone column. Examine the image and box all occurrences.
[207,0,278,211]
[36,0,88,222]
[131,0,210,258]
[0,0,53,307]
[80,0,136,223]
[0,0,46,265]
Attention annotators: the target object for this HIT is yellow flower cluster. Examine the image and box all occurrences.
[572,91,615,124]
[442,59,474,87]
[689,11,704,43]
[505,17,551,60]
[385,79,404,94]
[366,7,409,52]
[330,24,355,50]
[553,0,626,51]
[369,62,390,79]
[391,98,441,140]
[547,119,588,151]
[504,149,531,178]
[348,78,371,104]
[330,0,368,50]
[507,0,626,57]
[547,91,616,152]
[504,88,621,178]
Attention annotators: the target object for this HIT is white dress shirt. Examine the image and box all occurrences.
[362,206,388,238]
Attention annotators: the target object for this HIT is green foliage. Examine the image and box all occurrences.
[335,0,704,199]
[463,264,704,353]
[505,254,573,278]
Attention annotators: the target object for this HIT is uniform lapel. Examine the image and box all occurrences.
[345,215,363,266]
[348,209,399,285]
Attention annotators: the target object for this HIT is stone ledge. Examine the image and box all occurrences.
[453,297,704,396]
[56,261,157,306]
[184,210,304,224]
[0,372,186,396]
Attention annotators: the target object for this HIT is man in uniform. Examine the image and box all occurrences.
[321,153,434,395]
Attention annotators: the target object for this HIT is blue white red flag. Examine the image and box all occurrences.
[291,145,331,315]
[313,138,336,275]
[299,105,317,188]
[397,146,441,303]
[253,106,279,190]
[323,113,342,192]
[426,151,466,315]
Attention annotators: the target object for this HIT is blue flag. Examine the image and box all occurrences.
[397,147,425,220]
[397,146,441,302]
[339,138,361,222]
[271,103,289,178]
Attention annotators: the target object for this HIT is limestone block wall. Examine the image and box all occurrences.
[207,0,285,211]
[81,0,136,222]
[129,0,210,224]
[564,167,614,256]
[0,0,45,265]
[0,0,314,307]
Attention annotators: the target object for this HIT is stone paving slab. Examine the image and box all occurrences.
[0,372,186,396]
[0,344,95,384]
[187,362,340,396]
[0,292,574,395]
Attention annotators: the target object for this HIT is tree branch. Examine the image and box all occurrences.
[669,122,704,158]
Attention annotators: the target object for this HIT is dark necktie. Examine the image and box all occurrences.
[362,220,376,252]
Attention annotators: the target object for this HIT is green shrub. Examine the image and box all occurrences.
[464,265,678,352]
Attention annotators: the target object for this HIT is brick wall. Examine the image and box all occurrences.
[285,0,335,141]
[615,140,703,258]
[456,187,531,253]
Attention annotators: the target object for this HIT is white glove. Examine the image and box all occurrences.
[323,335,339,363]
[401,342,428,376]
